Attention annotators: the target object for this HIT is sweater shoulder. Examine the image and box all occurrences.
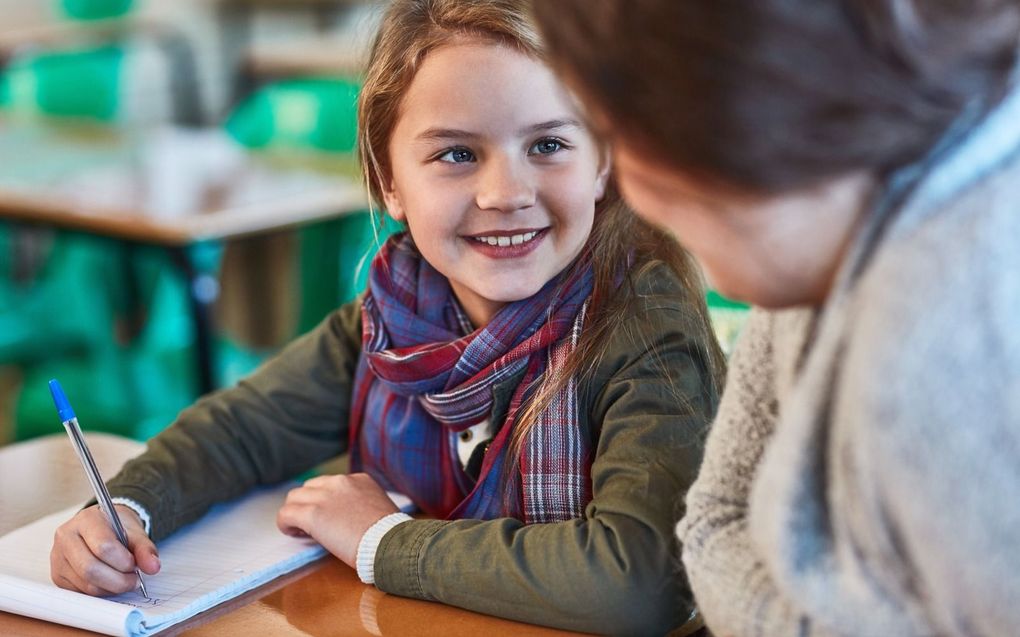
[848,158,1020,407]
[838,157,1020,472]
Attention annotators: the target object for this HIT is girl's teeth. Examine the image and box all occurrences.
[475,231,540,246]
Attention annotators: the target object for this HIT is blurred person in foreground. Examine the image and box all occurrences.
[533,1,1020,635]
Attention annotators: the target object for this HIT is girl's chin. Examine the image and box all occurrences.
[470,280,549,305]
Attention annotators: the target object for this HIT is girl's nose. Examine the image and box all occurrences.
[475,156,536,212]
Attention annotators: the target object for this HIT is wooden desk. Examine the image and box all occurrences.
[0,121,366,245]
[0,434,584,636]
[0,119,367,394]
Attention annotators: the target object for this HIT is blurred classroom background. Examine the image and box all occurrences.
[0,0,747,448]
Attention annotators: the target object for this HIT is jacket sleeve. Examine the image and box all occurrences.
[106,300,364,541]
[373,304,718,636]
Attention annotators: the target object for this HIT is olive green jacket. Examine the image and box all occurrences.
[107,268,718,635]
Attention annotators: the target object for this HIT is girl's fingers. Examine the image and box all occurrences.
[276,502,316,537]
[302,475,333,488]
[51,508,146,596]
[54,557,117,597]
[80,523,135,573]
[63,541,137,595]
[285,485,328,506]
[127,529,161,576]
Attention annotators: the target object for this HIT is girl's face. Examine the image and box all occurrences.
[611,139,873,308]
[383,41,609,327]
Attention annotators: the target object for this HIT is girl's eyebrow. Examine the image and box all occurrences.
[414,119,581,142]
[415,128,479,141]
[518,119,581,135]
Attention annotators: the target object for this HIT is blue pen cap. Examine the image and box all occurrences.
[49,379,77,422]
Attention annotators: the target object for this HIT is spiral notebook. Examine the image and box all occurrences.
[0,483,412,636]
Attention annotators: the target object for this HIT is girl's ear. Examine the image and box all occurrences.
[381,181,407,222]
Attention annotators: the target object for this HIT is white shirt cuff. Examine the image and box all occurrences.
[112,497,151,536]
[356,512,413,585]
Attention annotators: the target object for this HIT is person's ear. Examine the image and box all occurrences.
[381,180,406,222]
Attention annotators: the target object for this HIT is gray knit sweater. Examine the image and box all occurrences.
[678,85,1020,636]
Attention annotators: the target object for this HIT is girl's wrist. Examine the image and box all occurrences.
[112,497,151,535]
[355,512,414,584]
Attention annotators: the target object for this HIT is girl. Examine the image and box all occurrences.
[533,1,1020,635]
[50,1,725,634]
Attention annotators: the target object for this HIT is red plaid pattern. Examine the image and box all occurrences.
[349,233,594,522]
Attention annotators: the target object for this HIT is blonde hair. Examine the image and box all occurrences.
[357,0,726,500]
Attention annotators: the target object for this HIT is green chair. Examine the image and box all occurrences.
[7,235,138,441]
[225,77,360,154]
[0,233,124,364]
[9,241,263,442]
[0,45,125,122]
[58,0,135,21]
[15,351,138,440]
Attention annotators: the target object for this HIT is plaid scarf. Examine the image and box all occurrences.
[348,233,594,523]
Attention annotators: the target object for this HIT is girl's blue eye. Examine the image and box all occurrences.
[530,138,564,155]
[438,148,475,163]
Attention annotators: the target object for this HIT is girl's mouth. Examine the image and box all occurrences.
[463,227,549,258]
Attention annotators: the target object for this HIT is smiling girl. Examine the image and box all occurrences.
[49,0,725,633]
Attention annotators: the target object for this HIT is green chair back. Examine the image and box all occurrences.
[15,353,137,440]
[58,0,135,21]
[0,45,125,121]
[225,77,360,153]
[0,234,122,364]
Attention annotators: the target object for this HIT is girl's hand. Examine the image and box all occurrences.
[50,504,161,596]
[276,473,399,568]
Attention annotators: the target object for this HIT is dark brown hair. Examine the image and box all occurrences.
[358,0,727,488]
[532,0,1020,192]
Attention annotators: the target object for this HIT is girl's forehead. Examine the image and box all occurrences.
[394,40,581,138]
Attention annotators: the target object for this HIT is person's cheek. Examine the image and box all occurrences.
[616,175,674,231]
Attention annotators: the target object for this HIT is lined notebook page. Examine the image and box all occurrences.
[0,483,327,636]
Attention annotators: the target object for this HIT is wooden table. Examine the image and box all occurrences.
[0,119,367,394]
[0,121,365,245]
[0,434,584,636]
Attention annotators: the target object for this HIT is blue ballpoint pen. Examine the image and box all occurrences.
[49,379,150,600]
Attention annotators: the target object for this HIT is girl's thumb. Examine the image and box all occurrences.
[132,537,161,575]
